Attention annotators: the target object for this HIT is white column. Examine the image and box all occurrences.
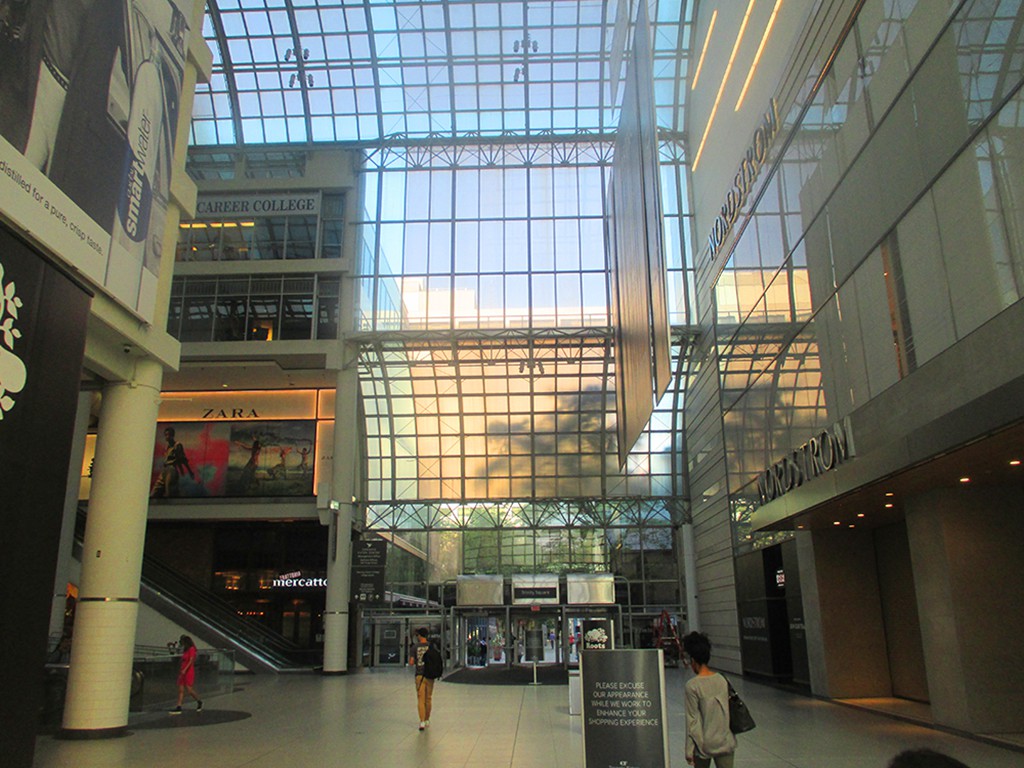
[322,360,359,673]
[62,360,163,734]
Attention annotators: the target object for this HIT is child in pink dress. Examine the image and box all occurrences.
[169,635,203,714]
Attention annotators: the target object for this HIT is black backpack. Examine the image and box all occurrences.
[422,646,443,680]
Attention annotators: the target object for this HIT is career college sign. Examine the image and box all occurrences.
[195,191,322,218]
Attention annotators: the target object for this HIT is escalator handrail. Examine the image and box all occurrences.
[76,507,313,667]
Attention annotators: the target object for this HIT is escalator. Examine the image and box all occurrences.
[74,509,317,672]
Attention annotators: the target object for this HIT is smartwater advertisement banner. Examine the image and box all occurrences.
[580,649,669,768]
[0,0,191,324]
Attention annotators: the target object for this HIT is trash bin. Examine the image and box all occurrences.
[129,668,145,712]
[568,668,581,716]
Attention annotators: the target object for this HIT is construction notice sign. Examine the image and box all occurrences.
[580,649,668,768]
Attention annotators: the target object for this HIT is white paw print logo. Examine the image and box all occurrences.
[0,261,26,419]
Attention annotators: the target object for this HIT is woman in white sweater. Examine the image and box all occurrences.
[682,632,737,768]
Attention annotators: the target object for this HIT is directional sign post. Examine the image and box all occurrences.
[350,540,388,605]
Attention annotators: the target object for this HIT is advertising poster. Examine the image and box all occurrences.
[151,420,316,498]
[581,619,613,651]
[580,649,669,768]
[0,227,91,768]
[0,0,191,323]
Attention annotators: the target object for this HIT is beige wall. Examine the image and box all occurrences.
[689,0,825,241]
[798,529,892,697]
[874,522,928,702]
[906,485,1024,733]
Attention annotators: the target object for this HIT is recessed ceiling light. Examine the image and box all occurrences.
[959,477,971,483]
[857,513,865,518]
[797,524,804,529]
[1011,459,1021,466]
[833,521,840,526]
[885,492,894,497]
[849,524,855,528]
[884,503,893,508]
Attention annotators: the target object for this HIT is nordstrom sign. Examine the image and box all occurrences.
[756,418,855,505]
[707,99,780,262]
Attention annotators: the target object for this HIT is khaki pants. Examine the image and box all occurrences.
[694,753,735,768]
[415,675,435,722]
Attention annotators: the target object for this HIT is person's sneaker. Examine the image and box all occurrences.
[196,701,204,712]
[418,721,426,731]
[424,720,429,728]
[169,706,182,715]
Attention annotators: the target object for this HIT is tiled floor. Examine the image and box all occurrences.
[32,668,1023,768]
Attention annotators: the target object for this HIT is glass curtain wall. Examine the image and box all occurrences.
[191,0,691,145]
[373,511,683,612]
[352,142,695,611]
[354,141,694,508]
[710,0,1024,550]
[185,0,700,615]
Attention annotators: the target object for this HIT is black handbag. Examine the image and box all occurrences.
[726,679,756,733]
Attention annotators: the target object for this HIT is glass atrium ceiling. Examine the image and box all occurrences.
[191,0,691,145]
[183,1,698,513]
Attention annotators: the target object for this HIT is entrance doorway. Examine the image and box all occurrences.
[510,611,561,666]
[281,599,313,646]
[455,608,564,668]
[363,615,446,667]
[374,620,406,665]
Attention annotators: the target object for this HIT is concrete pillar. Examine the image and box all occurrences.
[905,485,1024,733]
[322,360,359,673]
[680,523,700,632]
[62,360,163,735]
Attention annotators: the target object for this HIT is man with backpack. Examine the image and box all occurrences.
[410,627,443,730]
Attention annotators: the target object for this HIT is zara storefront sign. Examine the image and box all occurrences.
[756,417,855,505]
[707,99,780,262]
[201,408,260,419]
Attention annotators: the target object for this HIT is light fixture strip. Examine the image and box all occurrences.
[693,0,759,169]
[691,9,718,91]
[735,0,784,110]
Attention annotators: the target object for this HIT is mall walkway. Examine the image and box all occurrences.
[32,667,1022,768]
